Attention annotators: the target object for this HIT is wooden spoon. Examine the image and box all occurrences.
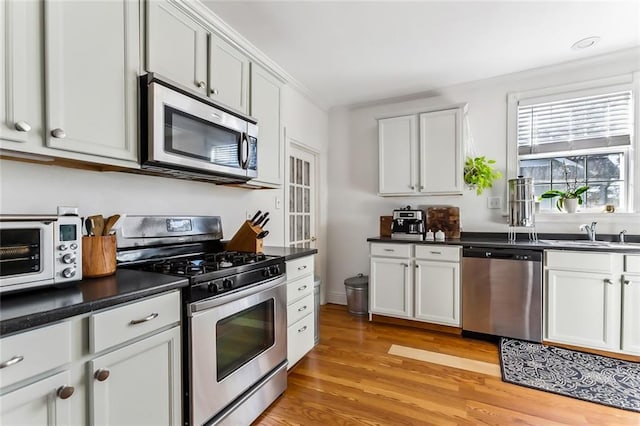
[88,215,104,237]
[103,214,121,235]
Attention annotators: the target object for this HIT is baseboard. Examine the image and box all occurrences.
[326,290,347,305]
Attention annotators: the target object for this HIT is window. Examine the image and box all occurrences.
[516,89,634,212]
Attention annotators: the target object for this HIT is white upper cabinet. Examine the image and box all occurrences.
[249,63,283,187]
[146,0,208,95]
[44,0,139,161]
[0,0,43,148]
[419,108,462,194]
[378,106,463,196]
[378,115,417,194]
[209,34,250,114]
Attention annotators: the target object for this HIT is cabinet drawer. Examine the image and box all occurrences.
[286,256,314,282]
[287,293,314,326]
[287,312,314,369]
[545,250,614,273]
[625,255,640,273]
[0,322,71,388]
[286,274,314,304]
[90,291,180,353]
[370,243,411,258]
[415,245,460,262]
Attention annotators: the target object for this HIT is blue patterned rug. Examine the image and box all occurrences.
[499,338,640,413]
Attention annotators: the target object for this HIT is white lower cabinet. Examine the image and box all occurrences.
[0,290,182,425]
[545,250,639,356]
[286,255,315,369]
[0,371,73,425]
[369,243,461,327]
[370,257,412,318]
[90,327,181,426]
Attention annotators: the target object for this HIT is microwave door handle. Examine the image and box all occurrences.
[240,133,249,169]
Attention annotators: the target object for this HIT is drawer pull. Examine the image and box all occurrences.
[94,368,110,382]
[298,305,308,312]
[57,385,75,400]
[297,265,308,271]
[430,251,442,255]
[0,355,24,369]
[129,312,159,325]
[297,325,308,333]
[297,284,308,291]
[383,249,395,252]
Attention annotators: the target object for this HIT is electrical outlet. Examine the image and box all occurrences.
[487,197,502,209]
[246,210,253,220]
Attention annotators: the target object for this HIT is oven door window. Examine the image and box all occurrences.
[216,299,275,381]
[0,229,41,276]
[164,106,242,169]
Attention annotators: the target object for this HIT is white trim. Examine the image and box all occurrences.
[327,290,347,306]
[374,102,468,121]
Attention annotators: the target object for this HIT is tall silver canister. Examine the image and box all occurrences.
[508,176,535,227]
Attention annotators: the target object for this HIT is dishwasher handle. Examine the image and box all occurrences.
[463,247,542,262]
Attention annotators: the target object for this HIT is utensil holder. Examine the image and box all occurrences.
[226,221,263,253]
[82,235,116,278]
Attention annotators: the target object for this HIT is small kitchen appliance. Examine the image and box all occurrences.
[391,206,425,240]
[115,215,286,426]
[0,207,82,293]
[507,176,537,241]
[139,73,258,184]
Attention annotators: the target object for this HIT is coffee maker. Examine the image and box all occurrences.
[391,206,425,240]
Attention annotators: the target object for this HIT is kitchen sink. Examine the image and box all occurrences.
[539,240,640,250]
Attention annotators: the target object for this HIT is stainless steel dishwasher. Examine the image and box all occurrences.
[462,247,543,342]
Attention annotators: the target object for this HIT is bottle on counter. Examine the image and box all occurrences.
[425,229,434,241]
[435,230,445,241]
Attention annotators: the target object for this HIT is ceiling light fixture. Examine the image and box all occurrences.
[571,36,601,50]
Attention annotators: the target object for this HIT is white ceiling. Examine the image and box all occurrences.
[203,1,640,108]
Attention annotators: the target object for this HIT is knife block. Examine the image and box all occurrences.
[226,220,263,253]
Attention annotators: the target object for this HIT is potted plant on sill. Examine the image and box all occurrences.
[539,162,589,213]
[463,156,502,195]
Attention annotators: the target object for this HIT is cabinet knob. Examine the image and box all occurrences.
[57,385,75,400]
[196,80,206,88]
[624,280,631,285]
[51,128,66,139]
[14,121,31,132]
[211,88,219,95]
[410,185,415,190]
[94,368,110,382]
[604,278,613,285]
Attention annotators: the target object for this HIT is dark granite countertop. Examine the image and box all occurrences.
[263,246,318,261]
[0,270,188,336]
[367,232,640,253]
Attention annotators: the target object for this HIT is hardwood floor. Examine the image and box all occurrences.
[254,304,640,425]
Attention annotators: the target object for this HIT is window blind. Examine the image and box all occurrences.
[517,91,632,155]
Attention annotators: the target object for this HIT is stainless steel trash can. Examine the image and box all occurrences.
[314,276,320,345]
[344,273,368,316]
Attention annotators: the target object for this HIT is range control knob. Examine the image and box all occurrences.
[223,278,233,289]
[62,253,76,264]
[262,268,271,277]
[207,283,218,294]
[270,265,281,275]
[62,268,76,278]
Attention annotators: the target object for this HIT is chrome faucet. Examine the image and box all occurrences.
[579,222,598,241]
[619,229,627,243]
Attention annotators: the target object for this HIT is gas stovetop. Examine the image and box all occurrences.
[137,251,273,276]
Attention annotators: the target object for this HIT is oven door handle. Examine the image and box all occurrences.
[188,275,286,315]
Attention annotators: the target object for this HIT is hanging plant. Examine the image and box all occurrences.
[463,156,502,195]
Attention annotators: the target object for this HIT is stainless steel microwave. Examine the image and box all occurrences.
[140,73,258,184]
[0,214,82,293]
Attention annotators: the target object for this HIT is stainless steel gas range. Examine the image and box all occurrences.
[116,216,287,426]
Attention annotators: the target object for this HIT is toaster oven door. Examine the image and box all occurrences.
[0,221,54,292]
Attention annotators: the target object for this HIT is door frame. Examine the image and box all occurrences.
[284,131,320,249]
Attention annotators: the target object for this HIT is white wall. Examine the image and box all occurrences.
[325,48,640,304]
[0,83,329,291]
